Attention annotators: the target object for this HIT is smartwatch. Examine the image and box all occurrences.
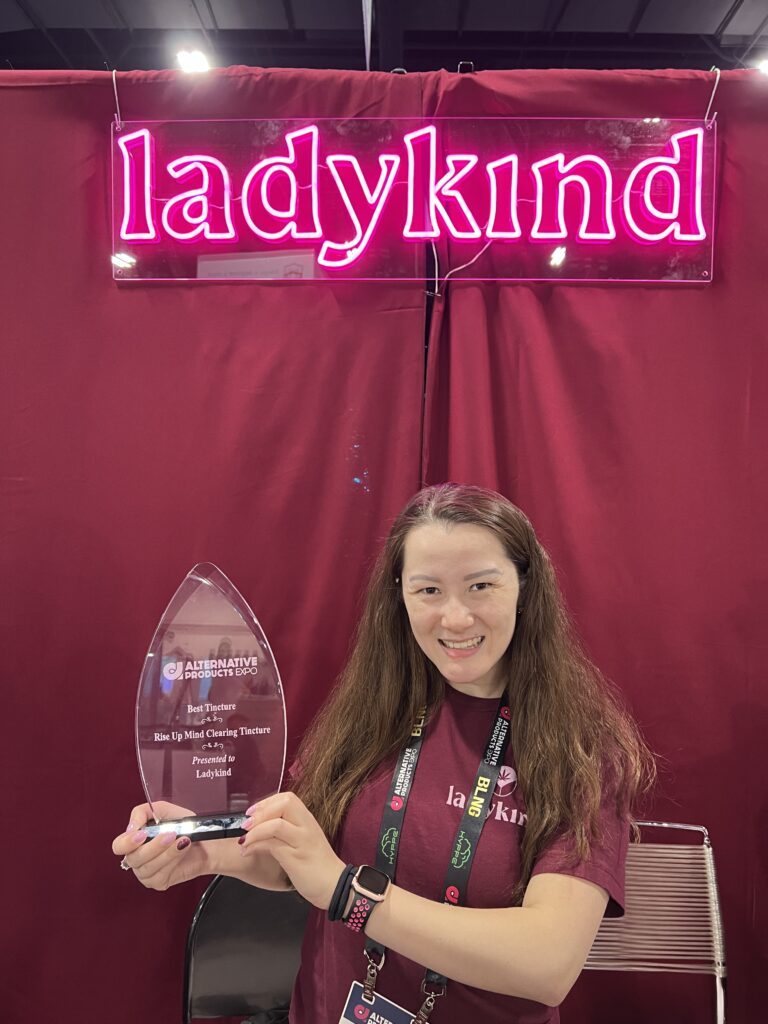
[343,865,391,933]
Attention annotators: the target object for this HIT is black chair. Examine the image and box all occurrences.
[184,877,310,1023]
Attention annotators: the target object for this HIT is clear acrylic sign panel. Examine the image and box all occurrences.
[112,118,715,283]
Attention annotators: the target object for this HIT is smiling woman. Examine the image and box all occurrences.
[114,483,656,1024]
[279,484,656,1019]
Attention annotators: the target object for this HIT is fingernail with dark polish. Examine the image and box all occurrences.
[237,836,246,845]
[176,837,191,851]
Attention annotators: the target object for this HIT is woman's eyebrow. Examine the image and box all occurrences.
[463,568,502,581]
[407,568,502,583]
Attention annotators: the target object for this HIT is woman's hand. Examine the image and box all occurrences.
[111,800,213,891]
[240,792,345,910]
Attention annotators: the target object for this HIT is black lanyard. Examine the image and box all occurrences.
[363,692,512,1020]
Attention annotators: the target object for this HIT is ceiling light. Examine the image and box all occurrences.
[758,60,768,75]
[178,50,210,73]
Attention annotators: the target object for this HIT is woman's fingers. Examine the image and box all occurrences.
[122,803,153,835]
[240,816,302,853]
[245,791,316,829]
[112,803,156,854]
[112,800,203,892]
[113,801,197,855]
[121,832,192,887]
[111,798,153,847]
[116,829,171,866]
[129,830,178,865]
[112,827,150,856]
[235,794,343,909]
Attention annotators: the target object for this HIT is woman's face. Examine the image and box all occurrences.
[401,521,520,699]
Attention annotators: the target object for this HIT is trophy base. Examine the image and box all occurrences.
[143,813,248,842]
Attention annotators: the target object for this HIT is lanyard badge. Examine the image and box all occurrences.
[339,981,415,1024]
[352,695,512,1021]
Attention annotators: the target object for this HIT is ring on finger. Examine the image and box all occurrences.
[120,856,133,871]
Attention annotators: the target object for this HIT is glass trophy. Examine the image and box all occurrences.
[136,563,286,841]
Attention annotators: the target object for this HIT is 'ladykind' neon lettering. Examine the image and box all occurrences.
[117,124,707,269]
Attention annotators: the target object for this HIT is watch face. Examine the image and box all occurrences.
[356,866,389,896]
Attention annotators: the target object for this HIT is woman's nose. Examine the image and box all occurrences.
[441,596,474,630]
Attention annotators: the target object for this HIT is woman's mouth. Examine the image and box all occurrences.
[439,636,484,658]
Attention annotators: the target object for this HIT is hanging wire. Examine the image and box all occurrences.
[112,68,123,130]
[428,240,440,297]
[442,238,493,288]
[704,67,721,129]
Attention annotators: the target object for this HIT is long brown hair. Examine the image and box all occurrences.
[292,484,655,902]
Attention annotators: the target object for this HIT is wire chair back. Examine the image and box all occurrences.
[584,821,726,1024]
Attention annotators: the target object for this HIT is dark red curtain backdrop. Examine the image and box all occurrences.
[1,66,765,1024]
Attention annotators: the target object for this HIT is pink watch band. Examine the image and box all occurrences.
[343,892,375,933]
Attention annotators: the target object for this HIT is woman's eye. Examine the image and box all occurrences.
[419,587,440,596]
[470,582,493,592]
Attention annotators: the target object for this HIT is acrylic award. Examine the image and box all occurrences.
[136,563,286,841]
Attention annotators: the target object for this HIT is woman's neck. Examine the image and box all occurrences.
[444,678,506,700]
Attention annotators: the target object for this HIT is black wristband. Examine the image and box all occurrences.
[329,866,355,922]
[328,864,355,922]
[332,867,356,922]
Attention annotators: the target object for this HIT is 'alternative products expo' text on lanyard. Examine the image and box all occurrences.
[361,693,512,1022]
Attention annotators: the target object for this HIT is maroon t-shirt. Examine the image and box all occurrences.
[290,685,628,1024]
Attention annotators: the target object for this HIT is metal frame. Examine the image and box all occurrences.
[585,820,727,1024]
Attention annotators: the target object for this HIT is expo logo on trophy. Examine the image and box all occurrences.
[162,655,259,681]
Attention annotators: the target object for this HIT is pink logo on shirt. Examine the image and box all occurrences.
[495,765,518,798]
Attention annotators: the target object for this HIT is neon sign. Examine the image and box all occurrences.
[112,118,716,282]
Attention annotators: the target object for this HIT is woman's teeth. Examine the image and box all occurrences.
[440,637,483,650]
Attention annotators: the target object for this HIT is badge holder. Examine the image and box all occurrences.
[341,948,420,1024]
